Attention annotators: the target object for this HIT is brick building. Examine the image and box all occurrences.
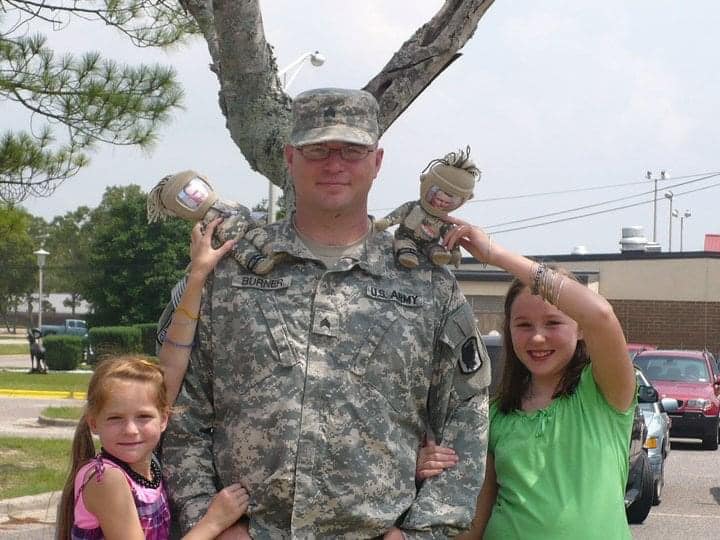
[456,250,720,352]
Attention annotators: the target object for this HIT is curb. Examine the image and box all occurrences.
[38,414,80,427]
[0,491,61,522]
[0,388,86,400]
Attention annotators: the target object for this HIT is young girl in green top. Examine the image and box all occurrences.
[439,217,636,539]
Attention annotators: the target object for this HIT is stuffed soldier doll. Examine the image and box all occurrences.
[374,146,480,269]
[147,170,276,275]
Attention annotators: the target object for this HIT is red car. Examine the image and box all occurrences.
[634,349,720,450]
[627,342,657,360]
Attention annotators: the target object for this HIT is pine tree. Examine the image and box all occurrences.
[0,1,191,203]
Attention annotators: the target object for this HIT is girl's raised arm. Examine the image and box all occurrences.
[443,217,635,411]
[160,219,235,404]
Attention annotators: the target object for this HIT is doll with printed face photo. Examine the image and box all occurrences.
[147,171,278,275]
[375,146,480,269]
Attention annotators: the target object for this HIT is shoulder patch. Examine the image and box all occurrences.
[459,336,483,374]
[366,285,423,307]
[232,276,291,290]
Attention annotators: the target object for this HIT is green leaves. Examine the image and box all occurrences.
[0,205,36,324]
[81,184,192,326]
[1,2,192,202]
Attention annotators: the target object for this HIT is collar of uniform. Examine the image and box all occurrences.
[270,215,390,277]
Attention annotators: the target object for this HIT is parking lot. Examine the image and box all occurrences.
[630,440,720,539]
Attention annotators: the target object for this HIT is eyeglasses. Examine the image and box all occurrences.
[296,144,375,161]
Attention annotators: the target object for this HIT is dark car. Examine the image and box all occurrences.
[625,382,658,524]
[634,349,720,450]
[481,332,503,396]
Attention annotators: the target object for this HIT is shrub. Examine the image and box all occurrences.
[43,335,85,371]
[134,323,158,357]
[88,326,142,364]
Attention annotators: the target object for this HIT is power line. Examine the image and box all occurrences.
[369,170,719,213]
[484,172,720,231]
[487,178,720,235]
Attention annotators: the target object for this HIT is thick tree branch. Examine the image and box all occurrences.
[365,0,495,134]
[210,0,290,188]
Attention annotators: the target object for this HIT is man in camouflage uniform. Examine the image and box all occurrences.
[160,88,490,539]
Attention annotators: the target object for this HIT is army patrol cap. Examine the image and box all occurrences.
[289,88,380,147]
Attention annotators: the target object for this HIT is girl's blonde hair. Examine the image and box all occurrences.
[56,356,169,539]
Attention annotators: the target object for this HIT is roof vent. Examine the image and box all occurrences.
[619,226,648,252]
[571,245,588,255]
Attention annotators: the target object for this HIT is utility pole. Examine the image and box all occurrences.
[647,170,666,243]
[664,191,674,252]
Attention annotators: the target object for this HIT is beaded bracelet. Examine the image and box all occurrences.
[530,263,545,296]
[164,337,194,349]
[481,236,493,268]
[552,277,566,306]
[175,306,199,320]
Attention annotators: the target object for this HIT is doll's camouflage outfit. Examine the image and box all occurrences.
[375,147,480,269]
[147,170,277,275]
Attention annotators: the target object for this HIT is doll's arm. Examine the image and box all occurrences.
[374,201,415,231]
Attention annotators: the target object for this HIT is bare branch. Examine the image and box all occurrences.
[365,0,495,134]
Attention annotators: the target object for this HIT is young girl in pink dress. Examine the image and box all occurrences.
[56,355,248,539]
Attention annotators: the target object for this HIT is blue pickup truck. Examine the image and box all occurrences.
[41,319,88,337]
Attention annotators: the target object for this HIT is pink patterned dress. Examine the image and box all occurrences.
[71,452,170,540]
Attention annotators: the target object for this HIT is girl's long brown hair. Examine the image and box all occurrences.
[496,268,589,414]
[56,356,169,539]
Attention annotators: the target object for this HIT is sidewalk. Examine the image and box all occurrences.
[0,492,59,537]
[0,354,80,535]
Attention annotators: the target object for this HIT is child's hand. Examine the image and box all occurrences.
[441,216,493,265]
[204,483,249,532]
[416,438,458,481]
[188,218,237,280]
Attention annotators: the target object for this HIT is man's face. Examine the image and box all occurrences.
[284,141,383,215]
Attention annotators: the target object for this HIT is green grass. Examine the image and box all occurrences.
[0,437,73,499]
[0,371,91,392]
[0,343,29,355]
[41,406,84,420]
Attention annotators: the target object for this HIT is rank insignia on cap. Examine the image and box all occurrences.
[459,337,482,374]
[324,106,336,119]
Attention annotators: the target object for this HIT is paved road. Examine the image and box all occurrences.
[630,440,720,539]
[0,396,77,439]
[0,355,32,371]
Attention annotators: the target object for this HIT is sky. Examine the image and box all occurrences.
[10,1,720,256]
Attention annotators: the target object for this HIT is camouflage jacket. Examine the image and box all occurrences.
[160,218,490,539]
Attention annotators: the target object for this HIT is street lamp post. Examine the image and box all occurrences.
[33,248,49,330]
[664,191,674,252]
[679,209,691,252]
[268,50,326,224]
